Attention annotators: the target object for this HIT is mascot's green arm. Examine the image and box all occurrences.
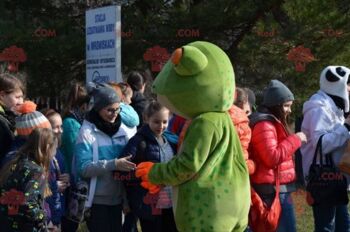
[148,115,218,185]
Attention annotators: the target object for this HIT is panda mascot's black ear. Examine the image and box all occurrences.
[336,67,346,77]
[325,69,340,82]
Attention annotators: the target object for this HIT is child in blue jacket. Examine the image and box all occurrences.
[120,101,178,232]
[43,109,69,231]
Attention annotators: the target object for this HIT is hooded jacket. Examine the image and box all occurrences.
[300,90,350,180]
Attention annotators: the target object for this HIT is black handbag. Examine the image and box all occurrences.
[306,134,349,206]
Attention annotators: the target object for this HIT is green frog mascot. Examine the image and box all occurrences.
[136,41,250,232]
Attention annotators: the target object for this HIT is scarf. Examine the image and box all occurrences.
[87,110,121,137]
[68,107,86,125]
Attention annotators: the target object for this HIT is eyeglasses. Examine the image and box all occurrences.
[106,107,121,114]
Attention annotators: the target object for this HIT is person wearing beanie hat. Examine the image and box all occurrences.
[15,101,51,136]
[249,79,307,232]
[74,82,137,232]
[262,79,295,107]
[301,66,350,231]
[87,82,121,112]
[0,101,52,169]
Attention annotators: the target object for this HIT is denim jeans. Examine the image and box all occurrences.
[277,192,296,232]
[312,204,350,232]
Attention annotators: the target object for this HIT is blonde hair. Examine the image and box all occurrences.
[0,128,57,197]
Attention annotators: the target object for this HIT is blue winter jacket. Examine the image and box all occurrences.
[62,104,138,174]
[74,120,136,206]
[119,125,178,219]
[46,149,66,226]
[120,103,140,128]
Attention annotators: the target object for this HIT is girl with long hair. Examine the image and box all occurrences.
[0,128,57,232]
[249,80,307,232]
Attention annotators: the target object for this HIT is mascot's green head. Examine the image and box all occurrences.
[152,41,235,119]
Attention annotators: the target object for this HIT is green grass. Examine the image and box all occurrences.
[76,218,142,232]
[76,190,344,232]
[292,189,314,232]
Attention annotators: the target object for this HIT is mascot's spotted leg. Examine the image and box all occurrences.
[136,41,250,232]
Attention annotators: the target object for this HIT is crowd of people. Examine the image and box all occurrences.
[0,64,350,232]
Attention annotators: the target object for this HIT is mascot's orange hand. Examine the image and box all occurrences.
[136,162,161,194]
[135,162,154,180]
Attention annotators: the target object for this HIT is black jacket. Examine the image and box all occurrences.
[130,91,148,128]
[0,106,16,161]
[119,125,178,219]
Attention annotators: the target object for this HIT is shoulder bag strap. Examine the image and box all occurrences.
[312,134,325,167]
[275,166,280,195]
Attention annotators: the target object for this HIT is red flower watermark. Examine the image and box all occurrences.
[0,45,27,72]
[0,189,25,215]
[143,46,170,72]
[143,192,162,215]
[287,45,315,72]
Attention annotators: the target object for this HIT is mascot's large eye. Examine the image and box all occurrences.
[171,45,208,76]
[171,48,182,65]
[336,67,346,77]
[325,69,340,82]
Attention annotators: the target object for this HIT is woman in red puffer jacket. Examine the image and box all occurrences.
[249,79,307,232]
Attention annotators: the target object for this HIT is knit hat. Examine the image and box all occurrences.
[320,66,350,112]
[262,80,294,107]
[16,101,51,136]
[87,82,120,112]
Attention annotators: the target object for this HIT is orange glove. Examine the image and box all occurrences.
[135,162,161,194]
